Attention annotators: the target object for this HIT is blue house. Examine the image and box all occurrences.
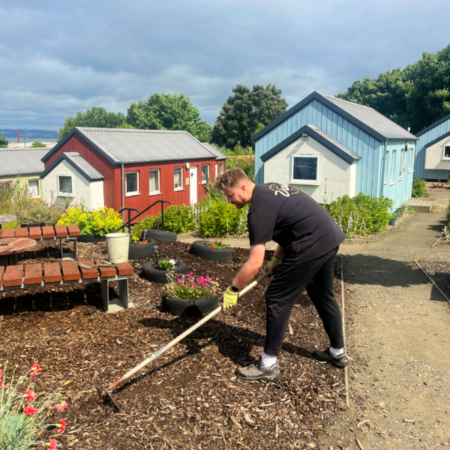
[252,92,418,208]
[415,114,450,180]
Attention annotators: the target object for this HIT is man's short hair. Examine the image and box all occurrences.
[214,168,249,191]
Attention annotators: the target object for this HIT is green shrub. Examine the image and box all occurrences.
[15,196,65,226]
[31,141,46,148]
[226,157,255,181]
[327,193,394,237]
[412,179,429,198]
[198,201,248,237]
[131,215,158,240]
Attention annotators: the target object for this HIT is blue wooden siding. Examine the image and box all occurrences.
[255,99,383,197]
[415,116,450,180]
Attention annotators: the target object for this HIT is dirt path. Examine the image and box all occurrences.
[321,205,450,449]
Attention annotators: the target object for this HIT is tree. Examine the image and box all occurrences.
[0,133,8,148]
[126,93,210,141]
[58,106,127,140]
[337,44,450,134]
[212,84,288,150]
[31,141,47,148]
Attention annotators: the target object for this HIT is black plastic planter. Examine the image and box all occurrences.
[190,240,232,262]
[128,239,157,260]
[140,229,177,243]
[161,294,219,317]
[78,234,106,243]
[142,259,187,283]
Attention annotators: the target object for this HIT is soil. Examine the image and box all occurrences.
[0,241,346,449]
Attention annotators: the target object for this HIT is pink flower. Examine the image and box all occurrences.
[24,389,38,402]
[30,364,40,376]
[48,439,57,449]
[55,401,68,411]
[0,380,3,388]
[198,276,205,285]
[23,405,37,415]
[57,419,67,433]
[0,369,3,377]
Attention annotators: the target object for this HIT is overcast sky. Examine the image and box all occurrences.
[0,0,448,131]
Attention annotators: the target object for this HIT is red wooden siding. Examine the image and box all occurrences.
[44,134,117,208]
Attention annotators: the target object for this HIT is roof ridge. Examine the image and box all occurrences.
[77,127,188,134]
[317,92,374,110]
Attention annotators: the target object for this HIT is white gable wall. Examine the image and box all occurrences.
[424,134,450,170]
[41,159,104,209]
[263,135,357,204]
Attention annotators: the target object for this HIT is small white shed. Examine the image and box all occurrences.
[40,152,105,209]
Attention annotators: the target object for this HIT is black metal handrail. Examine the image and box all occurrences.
[116,200,172,233]
[118,208,140,234]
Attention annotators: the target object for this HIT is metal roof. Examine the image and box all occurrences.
[0,148,49,176]
[201,143,227,160]
[252,91,418,143]
[40,152,104,181]
[44,128,217,165]
[416,112,450,137]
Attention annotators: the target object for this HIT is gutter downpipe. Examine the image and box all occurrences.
[121,163,125,218]
[381,139,388,197]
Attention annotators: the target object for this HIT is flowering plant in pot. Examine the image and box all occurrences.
[142,247,188,282]
[162,272,220,316]
[202,241,230,249]
[128,236,157,259]
[0,362,71,450]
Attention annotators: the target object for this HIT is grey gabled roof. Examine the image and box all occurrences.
[40,152,104,181]
[252,91,417,143]
[260,124,360,164]
[42,127,218,165]
[201,143,227,160]
[0,148,49,177]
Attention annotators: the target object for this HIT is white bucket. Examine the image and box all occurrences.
[105,233,130,263]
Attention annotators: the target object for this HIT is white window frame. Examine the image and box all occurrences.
[443,145,450,160]
[290,155,320,185]
[409,148,414,173]
[174,167,183,191]
[220,163,224,174]
[399,150,404,181]
[390,150,396,185]
[28,179,40,198]
[201,165,209,184]
[215,164,218,178]
[383,152,389,185]
[149,169,161,196]
[57,174,74,196]
[125,171,140,197]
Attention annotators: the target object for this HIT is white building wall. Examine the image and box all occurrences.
[42,159,92,208]
[263,135,356,203]
[90,180,105,209]
[424,135,450,170]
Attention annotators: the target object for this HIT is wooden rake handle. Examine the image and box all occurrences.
[108,271,270,391]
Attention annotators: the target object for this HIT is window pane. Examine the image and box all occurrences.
[59,176,72,194]
[150,170,159,193]
[293,157,317,180]
[445,146,450,158]
[201,165,209,183]
[174,168,182,189]
[126,173,137,193]
[390,151,396,182]
[29,180,39,197]
[220,163,223,173]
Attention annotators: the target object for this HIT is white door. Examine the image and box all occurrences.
[190,166,197,205]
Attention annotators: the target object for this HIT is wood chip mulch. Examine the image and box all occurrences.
[0,241,346,449]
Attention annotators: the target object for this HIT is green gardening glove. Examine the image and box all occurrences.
[223,287,239,311]
[264,257,281,276]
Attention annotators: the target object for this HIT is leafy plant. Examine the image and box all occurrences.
[412,179,429,198]
[31,141,46,148]
[198,200,248,237]
[15,195,65,226]
[156,259,177,270]
[202,241,230,249]
[166,271,220,300]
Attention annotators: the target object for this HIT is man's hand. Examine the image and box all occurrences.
[223,287,239,310]
[264,257,281,276]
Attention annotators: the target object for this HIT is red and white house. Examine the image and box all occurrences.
[40,127,226,215]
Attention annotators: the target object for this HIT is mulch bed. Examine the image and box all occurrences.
[0,241,346,449]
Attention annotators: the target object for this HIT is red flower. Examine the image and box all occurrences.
[57,419,67,433]
[30,364,40,376]
[211,246,216,249]
[55,401,68,411]
[24,389,38,402]
[0,380,3,388]
[0,369,3,377]
[23,405,37,415]
[48,439,57,449]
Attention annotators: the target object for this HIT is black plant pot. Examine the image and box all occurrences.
[140,229,177,243]
[190,240,232,261]
[142,259,187,283]
[161,294,219,317]
[128,239,157,260]
[78,234,106,243]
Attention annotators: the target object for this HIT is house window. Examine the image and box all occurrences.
[201,165,209,184]
[291,155,320,184]
[444,146,450,158]
[384,152,388,185]
[390,151,396,185]
[126,171,139,196]
[174,167,183,191]
[215,164,218,178]
[399,151,404,180]
[58,175,73,195]
[220,163,224,174]
[409,148,414,172]
[149,170,160,195]
[28,179,40,198]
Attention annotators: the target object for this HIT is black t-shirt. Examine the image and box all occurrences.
[248,183,345,263]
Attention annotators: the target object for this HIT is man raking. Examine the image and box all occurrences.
[216,168,348,381]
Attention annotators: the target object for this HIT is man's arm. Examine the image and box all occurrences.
[232,244,266,289]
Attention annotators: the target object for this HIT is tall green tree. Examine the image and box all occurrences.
[212,84,288,149]
[126,93,211,142]
[0,133,8,148]
[58,106,127,140]
[338,44,450,134]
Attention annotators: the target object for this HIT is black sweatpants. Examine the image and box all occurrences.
[264,247,344,356]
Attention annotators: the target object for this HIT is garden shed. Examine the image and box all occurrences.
[41,128,223,215]
[253,91,418,207]
[415,113,450,180]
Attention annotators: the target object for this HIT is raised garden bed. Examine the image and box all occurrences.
[128,238,157,260]
[190,240,232,261]
[0,241,346,450]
